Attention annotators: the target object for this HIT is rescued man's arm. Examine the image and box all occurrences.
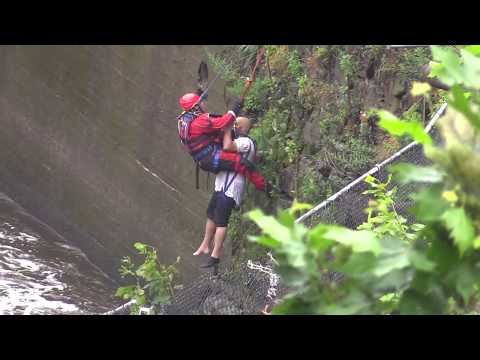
[223,125,238,152]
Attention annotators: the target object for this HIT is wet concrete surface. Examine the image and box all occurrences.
[0,45,227,289]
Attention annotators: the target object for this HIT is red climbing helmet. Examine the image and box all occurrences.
[179,93,201,111]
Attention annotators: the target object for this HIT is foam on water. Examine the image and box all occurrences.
[0,199,122,315]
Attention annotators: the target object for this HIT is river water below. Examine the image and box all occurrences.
[0,193,121,314]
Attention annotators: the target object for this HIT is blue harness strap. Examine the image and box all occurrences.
[222,170,238,194]
[212,146,221,170]
[192,144,214,162]
[221,136,254,194]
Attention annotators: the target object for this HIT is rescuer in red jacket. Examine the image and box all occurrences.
[177,92,269,192]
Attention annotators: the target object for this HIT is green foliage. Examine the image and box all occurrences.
[116,242,180,315]
[399,47,431,80]
[339,53,358,80]
[298,167,322,203]
[442,208,476,256]
[245,199,414,314]
[358,175,424,243]
[389,163,444,184]
[245,45,480,315]
[430,46,480,90]
[287,49,304,83]
[244,78,274,114]
[377,110,432,145]
[207,50,239,83]
[209,45,446,270]
[313,46,328,59]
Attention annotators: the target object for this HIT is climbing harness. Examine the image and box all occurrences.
[220,133,257,206]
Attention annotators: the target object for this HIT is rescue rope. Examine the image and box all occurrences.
[178,46,265,120]
[247,255,280,302]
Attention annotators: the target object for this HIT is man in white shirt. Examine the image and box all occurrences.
[193,117,256,271]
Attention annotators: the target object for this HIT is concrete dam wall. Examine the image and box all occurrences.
[0,45,226,283]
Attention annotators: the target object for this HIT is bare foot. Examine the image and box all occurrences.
[261,304,272,315]
[193,246,210,256]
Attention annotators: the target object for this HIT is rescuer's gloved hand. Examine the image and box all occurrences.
[232,99,244,115]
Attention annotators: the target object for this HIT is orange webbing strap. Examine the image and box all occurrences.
[241,47,265,101]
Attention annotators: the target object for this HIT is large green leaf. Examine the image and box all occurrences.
[270,293,312,315]
[276,264,309,288]
[446,263,479,303]
[292,223,309,242]
[430,45,480,91]
[372,268,413,294]
[248,235,281,249]
[284,240,307,268]
[308,224,333,253]
[338,252,376,276]
[461,49,480,89]
[379,234,409,255]
[464,45,480,56]
[373,252,410,277]
[473,236,480,249]
[427,229,460,274]
[398,289,442,315]
[390,163,443,184]
[245,209,292,244]
[324,289,372,315]
[323,227,381,256]
[448,85,480,130]
[378,111,432,145]
[288,200,313,216]
[411,185,450,222]
[407,249,436,272]
[276,209,295,228]
[442,207,476,255]
[431,46,464,86]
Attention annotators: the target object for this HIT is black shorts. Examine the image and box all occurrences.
[206,191,236,227]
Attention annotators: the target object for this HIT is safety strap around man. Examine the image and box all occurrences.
[221,136,254,195]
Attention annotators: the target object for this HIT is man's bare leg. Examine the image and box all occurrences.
[211,227,227,259]
[193,218,216,256]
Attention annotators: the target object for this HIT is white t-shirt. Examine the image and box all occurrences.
[215,136,255,206]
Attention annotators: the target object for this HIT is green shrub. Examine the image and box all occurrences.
[116,242,180,315]
[245,45,480,315]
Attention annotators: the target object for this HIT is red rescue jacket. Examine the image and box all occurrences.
[178,110,236,162]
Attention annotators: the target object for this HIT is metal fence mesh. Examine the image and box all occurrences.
[301,129,442,229]
[164,262,286,315]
